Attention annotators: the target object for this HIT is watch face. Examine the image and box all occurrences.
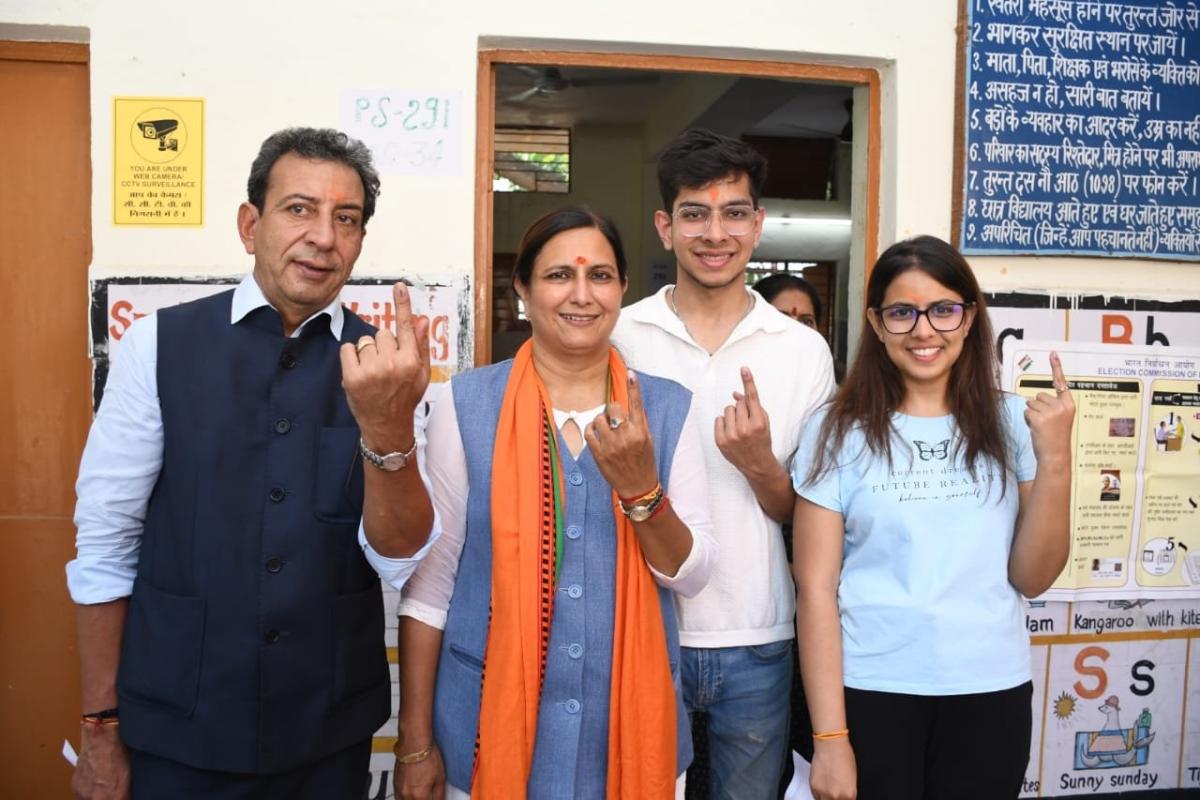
[379,453,408,471]
[626,505,652,522]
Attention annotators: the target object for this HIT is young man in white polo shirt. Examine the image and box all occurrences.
[612,128,834,798]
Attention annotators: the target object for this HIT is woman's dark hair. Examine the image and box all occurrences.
[657,128,768,211]
[804,235,1010,490]
[513,207,628,287]
[752,273,822,323]
[247,127,381,225]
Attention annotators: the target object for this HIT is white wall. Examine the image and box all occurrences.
[3,0,1198,323]
[493,123,646,282]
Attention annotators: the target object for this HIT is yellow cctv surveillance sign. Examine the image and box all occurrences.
[113,97,204,226]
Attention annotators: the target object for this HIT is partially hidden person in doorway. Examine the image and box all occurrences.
[68,127,439,800]
[753,272,821,331]
[791,235,1074,800]
[612,128,835,799]
[392,207,716,799]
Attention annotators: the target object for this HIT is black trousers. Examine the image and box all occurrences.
[130,738,372,800]
[844,682,1033,800]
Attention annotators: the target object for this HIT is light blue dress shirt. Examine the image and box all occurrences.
[67,274,439,604]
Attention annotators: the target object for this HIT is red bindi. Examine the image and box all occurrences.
[575,256,588,265]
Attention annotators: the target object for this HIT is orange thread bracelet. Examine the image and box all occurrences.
[812,728,849,741]
[619,483,662,505]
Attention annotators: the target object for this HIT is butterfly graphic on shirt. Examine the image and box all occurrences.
[912,439,950,461]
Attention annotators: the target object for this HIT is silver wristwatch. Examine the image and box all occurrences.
[358,437,417,471]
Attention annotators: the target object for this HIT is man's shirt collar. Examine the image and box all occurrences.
[230,273,345,340]
[624,284,793,349]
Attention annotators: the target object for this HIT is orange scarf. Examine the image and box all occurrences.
[472,341,677,798]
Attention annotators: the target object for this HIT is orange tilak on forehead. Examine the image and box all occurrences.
[575,256,588,266]
[329,195,360,212]
[707,186,719,202]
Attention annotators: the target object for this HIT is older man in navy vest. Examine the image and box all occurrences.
[68,128,438,799]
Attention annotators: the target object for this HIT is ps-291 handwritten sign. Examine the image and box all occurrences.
[340,90,462,177]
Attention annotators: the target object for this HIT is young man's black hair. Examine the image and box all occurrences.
[656,128,768,211]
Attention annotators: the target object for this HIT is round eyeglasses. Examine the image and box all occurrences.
[672,204,757,238]
[875,301,973,334]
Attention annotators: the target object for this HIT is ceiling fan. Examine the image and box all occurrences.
[505,66,660,103]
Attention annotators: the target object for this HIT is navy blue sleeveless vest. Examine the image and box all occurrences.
[116,290,389,774]
[433,360,694,796]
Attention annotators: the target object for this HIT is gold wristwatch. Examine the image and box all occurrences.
[619,483,666,522]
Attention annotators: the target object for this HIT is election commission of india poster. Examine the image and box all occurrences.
[1000,338,1200,795]
[1003,342,1200,600]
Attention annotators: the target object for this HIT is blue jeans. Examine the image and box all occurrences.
[682,641,792,799]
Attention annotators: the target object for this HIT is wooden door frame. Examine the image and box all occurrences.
[474,48,881,366]
[0,40,88,63]
[1,37,91,795]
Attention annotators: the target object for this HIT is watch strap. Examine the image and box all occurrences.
[359,436,417,470]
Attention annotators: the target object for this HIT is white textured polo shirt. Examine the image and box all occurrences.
[612,286,835,648]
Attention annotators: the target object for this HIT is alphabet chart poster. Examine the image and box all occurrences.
[1019,600,1199,796]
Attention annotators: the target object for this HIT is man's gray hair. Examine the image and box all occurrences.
[246,127,381,225]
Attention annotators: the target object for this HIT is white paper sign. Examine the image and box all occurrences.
[340,90,462,176]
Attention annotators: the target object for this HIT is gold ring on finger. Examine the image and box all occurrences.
[356,338,377,354]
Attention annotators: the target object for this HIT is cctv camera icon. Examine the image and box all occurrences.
[138,119,179,151]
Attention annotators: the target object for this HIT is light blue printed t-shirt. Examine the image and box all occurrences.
[791,394,1037,695]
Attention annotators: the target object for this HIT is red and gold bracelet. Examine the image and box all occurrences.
[81,707,120,727]
[645,494,671,522]
[619,483,662,505]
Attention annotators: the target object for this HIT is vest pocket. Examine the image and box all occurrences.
[314,427,365,524]
[447,644,484,671]
[331,585,388,704]
[118,577,205,717]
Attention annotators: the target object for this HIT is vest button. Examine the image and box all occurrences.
[268,487,286,502]
[566,525,582,540]
[567,643,583,659]
[265,557,283,573]
[273,418,291,434]
[565,584,583,599]
[563,699,581,714]
[280,353,298,369]
[264,629,281,644]
[568,472,583,486]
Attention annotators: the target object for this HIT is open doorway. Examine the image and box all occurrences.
[476,50,879,372]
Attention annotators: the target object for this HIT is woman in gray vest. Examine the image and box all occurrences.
[392,207,716,799]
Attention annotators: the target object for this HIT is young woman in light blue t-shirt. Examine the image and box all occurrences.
[791,236,1075,800]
